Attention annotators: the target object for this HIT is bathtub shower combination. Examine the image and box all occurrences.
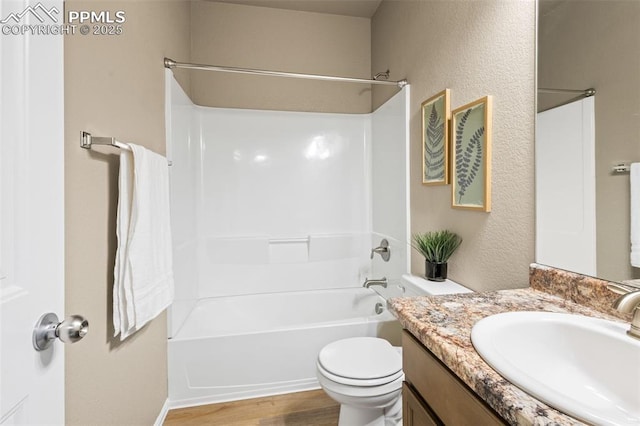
[165,70,410,408]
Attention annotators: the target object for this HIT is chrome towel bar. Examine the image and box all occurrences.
[80,131,131,150]
[612,163,631,174]
[80,131,172,166]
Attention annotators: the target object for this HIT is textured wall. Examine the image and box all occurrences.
[64,1,190,424]
[538,1,640,282]
[372,0,536,291]
[190,1,371,113]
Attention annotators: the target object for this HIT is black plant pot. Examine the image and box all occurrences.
[425,261,447,282]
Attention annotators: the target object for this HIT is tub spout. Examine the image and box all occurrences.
[363,277,387,288]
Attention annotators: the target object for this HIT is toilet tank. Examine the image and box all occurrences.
[368,274,473,301]
[399,274,473,297]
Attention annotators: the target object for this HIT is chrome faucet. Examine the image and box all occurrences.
[363,277,387,288]
[608,283,640,339]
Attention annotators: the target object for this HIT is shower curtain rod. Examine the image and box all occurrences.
[164,58,408,88]
[538,87,596,97]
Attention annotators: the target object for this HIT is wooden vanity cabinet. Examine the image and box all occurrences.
[402,330,507,426]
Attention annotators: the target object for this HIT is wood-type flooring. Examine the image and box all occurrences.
[164,390,339,426]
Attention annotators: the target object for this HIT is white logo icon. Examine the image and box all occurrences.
[0,2,59,24]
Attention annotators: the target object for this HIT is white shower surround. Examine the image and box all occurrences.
[165,70,410,406]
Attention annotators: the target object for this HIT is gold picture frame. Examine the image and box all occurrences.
[421,89,450,185]
[451,96,492,212]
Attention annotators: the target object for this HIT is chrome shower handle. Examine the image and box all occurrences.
[370,239,390,262]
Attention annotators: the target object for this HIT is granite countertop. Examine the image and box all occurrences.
[388,265,632,426]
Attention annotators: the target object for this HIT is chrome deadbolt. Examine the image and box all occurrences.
[33,313,89,351]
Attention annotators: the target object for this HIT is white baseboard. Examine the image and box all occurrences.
[153,398,170,426]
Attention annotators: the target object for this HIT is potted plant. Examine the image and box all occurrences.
[412,230,462,282]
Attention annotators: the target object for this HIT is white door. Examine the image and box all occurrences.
[536,97,596,276]
[0,0,65,424]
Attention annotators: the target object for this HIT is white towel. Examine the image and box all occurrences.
[114,144,174,339]
[631,163,640,268]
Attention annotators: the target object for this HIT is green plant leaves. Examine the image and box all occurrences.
[412,230,462,263]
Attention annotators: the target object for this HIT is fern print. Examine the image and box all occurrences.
[454,108,471,172]
[455,107,485,203]
[424,104,445,181]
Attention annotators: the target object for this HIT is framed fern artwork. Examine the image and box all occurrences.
[421,89,450,185]
[451,96,492,212]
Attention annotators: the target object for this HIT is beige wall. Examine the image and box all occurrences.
[538,1,640,282]
[190,1,371,113]
[372,0,536,291]
[64,1,190,424]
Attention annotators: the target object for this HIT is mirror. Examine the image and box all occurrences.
[536,0,640,283]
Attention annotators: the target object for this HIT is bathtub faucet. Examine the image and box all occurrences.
[363,277,387,288]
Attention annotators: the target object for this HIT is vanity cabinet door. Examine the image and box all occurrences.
[403,383,441,426]
[402,331,506,426]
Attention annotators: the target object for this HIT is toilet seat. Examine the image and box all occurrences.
[317,365,404,399]
[317,337,402,385]
[317,362,403,387]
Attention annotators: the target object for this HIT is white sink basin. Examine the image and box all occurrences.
[471,311,640,425]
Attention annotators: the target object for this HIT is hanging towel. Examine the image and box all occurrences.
[631,163,640,268]
[114,144,174,340]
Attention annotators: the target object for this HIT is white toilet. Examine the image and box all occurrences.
[317,274,473,426]
[316,337,403,426]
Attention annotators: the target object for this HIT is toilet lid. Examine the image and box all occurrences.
[318,337,402,380]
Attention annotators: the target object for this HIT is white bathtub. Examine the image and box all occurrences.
[168,287,401,408]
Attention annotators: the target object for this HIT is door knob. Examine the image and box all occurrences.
[33,313,89,351]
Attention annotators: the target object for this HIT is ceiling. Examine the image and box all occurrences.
[211,0,383,18]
